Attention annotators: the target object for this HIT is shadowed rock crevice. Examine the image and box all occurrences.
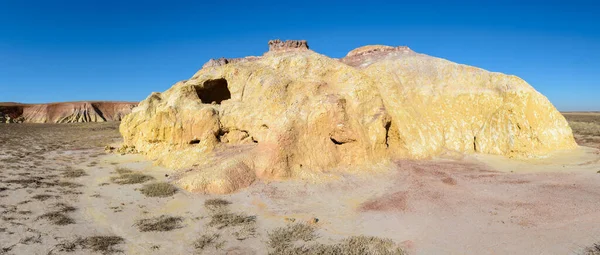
[195,78,231,104]
[330,137,345,145]
[384,121,392,148]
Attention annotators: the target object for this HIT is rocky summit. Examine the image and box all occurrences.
[0,101,137,123]
[120,40,577,194]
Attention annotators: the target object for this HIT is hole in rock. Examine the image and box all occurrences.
[189,139,200,144]
[195,78,231,104]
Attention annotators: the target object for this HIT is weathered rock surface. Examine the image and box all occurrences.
[0,101,137,123]
[120,40,576,194]
[268,39,309,51]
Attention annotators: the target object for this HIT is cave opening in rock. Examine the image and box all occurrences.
[195,78,231,104]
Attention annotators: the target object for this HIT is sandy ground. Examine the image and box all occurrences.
[1,120,600,255]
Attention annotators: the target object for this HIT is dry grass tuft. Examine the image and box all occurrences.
[6,178,45,188]
[63,168,87,178]
[208,212,256,230]
[583,243,600,255]
[37,202,78,225]
[135,215,184,232]
[31,194,54,201]
[204,198,231,211]
[194,233,220,250]
[56,181,83,188]
[57,236,124,254]
[38,212,75,225]
[110,168,154,185]
[268,223,317,246]
[115,167,133,175]
[53,202,77,213]
[139,182,178,197]
[267,224,404,255]
[330,236,405,255]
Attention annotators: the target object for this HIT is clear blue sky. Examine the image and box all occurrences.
[1,0,599,111]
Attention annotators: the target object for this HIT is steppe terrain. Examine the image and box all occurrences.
[0,113,599,254]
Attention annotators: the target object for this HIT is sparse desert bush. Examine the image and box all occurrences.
[56,181,83,188]
[31,194,54,201]
[139,182,177,197]
[135,215,184,232]
[583,243,600,255]
[115,167,133,175]
[53,202,77,213]
[56,236,124,254]
[110,168,154,185]
[268,223,317,247]
[204,198,231,211]
[194,233,220,250]
[63,168,87,178]
[38,212,75,225]
[268,223,404,255]
[38,203,77,225]
[6,178,45,188]
[208,212,256,230]
[326,236,404,255]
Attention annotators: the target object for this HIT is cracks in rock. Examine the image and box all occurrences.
[473,136,477,152]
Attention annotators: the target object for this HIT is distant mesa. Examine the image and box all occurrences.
[118,39,576,194]
[0,101,137,123]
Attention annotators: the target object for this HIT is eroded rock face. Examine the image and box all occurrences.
[0,102,137,123]
[268,39,309,52]
[120,40,576,194]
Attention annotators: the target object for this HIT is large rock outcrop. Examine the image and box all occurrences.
[0,101,137,123]
[120,40,576,194]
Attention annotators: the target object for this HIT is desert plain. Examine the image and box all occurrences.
[0,113,599,255]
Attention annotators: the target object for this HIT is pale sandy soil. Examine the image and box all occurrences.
[1,120,600,255]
